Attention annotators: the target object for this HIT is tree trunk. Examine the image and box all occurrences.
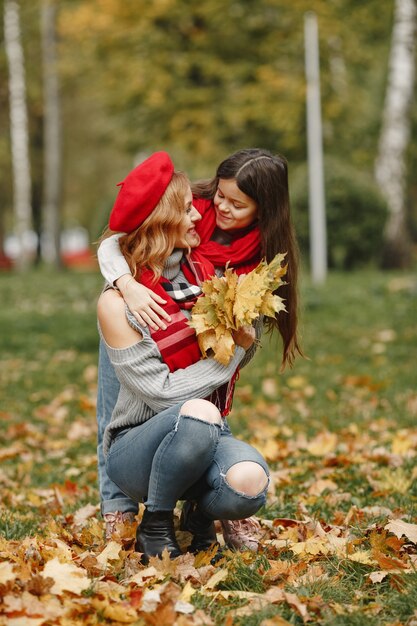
[41,0,62,267]
[374,0,417,268]
[4,0,33,270]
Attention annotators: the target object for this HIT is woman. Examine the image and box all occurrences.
[98,152,269,562]
[98,148,302,550]
[99,148,301,368]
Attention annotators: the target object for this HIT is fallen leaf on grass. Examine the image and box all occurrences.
[260,617,293,626]
[369,571,389,583]
[0,444,25,462]
[201,568,228,590]
[126,565,161,585]
[306,431,338,456]
[72,502,99,526]
[96,540,122,567]
[346,550,375,565]
[368,468,414,494]
[5,618,45,626]
[3,590,62,620]
[96,600,139,623]
[140,584,167,612]
[292,564,328,587]
[308,478,338,496]
[41,557,90,594]
[0,560,16,584]
[373,552,409,570]
[385,519,417,544]
[291,538,331,557]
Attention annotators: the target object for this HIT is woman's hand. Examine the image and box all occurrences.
[115,275,171,331]
[232,325,256,351]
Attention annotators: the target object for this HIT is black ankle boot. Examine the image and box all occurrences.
[180,501,218,553]
[135,509,182,563]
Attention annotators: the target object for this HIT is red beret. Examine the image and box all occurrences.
[109,151,174,232]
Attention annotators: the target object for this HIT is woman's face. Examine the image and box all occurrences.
[175,186,201,248]
[214,178,258,231]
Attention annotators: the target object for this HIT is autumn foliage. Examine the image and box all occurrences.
[1,269,417,624]
[189,254,287,364]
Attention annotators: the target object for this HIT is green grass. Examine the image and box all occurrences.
[233,269,417,433]
[0,265,416,625]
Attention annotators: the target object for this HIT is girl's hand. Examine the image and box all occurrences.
[232,325,256,351]
[115,275,171,331]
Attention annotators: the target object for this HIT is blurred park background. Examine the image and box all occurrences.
[1,0,417,272]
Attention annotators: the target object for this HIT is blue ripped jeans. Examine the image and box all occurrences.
[106,403,269,519]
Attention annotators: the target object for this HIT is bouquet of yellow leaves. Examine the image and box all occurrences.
[189,253,287,365]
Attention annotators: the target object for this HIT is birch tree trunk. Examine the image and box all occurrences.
[4,0,33,270]
[374,0,417,268]
[41,0,62,267]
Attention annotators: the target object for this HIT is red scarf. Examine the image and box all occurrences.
[193,197,261,275]
[138,252,238,416]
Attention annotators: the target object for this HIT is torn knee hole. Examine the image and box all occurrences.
[180,398,222,425]
[225,462,268,496]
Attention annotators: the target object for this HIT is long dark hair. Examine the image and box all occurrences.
[192,148,303,368]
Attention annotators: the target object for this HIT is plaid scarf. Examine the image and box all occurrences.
[161,280,201,310]
[138,251,238,416]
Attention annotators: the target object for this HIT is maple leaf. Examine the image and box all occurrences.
[0,561,16,584]
[373,552,408,570]
[102,603,140,623]
[201,568,228,590]
[96,540,123,568]
[41,557,90,595]
[385,519,417,544]
[189,253,287,364]
[346,550,375,565]
[72,503,99,526]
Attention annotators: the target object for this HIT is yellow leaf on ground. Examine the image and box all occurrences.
[41,557,90,595]
[177,580,196,603]
[283,591,312,622]
[306,431,338,456]
[5,616,45,626]
[202,568,229,590]
[260,617,293,626]
[73,502,99,526]
[385,519,417,544]
[347,550,375,565]
[290,538,330,556]
[101,603,139,622]
[308,478,338,496]
[0,560,16,584]
[391,431,416,455]
[140,584,167,612]
[126,565,160,584]
[370,468,413,494]
[96,540,122,566]
[369,571,389,583]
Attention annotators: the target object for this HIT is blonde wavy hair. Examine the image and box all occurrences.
[101,171,190,282]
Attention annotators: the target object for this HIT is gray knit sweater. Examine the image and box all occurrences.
[99,250,261,456]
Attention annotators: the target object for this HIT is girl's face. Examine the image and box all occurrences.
[175,186,201,248]
[214,178,258,231]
